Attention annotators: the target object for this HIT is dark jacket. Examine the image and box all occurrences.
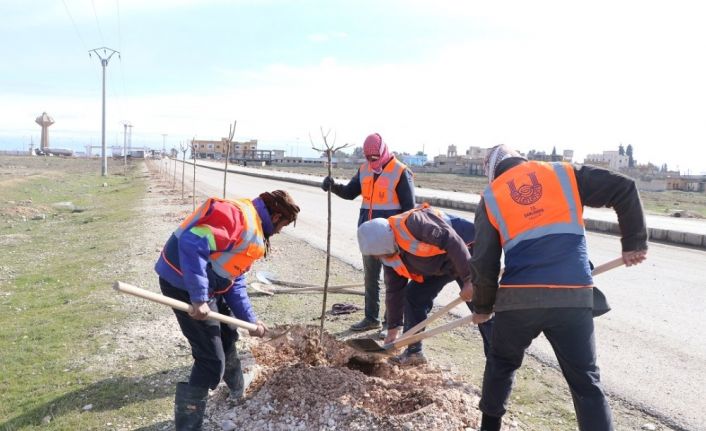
[384,208,475,327]
[330,159,415,226]
[470,158,648,314]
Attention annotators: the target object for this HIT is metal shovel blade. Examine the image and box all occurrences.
[263,326,293,343]
[346,337,391,354]
[256,271,276,285]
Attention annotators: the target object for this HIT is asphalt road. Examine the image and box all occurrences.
[171,160,706,430]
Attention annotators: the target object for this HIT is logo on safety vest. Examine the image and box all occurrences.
[507,172,542,205]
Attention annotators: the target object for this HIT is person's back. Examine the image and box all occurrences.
[470,145,648,431]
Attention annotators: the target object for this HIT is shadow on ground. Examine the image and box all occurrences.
[0,366,189,430]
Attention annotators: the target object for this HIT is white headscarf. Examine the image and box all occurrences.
[484,144,522,183]
[357,218,396,256]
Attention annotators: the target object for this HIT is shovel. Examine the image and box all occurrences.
[114,281,258,331]
[114,281,288,340]
[256,271,363,290]
[250,282,365,296]
[346,256,626,354]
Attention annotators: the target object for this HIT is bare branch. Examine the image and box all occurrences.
[223,120,236,199]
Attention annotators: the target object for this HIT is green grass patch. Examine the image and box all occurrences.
[0,159,165,430]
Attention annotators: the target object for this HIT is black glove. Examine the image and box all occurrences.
[321,176,334,192]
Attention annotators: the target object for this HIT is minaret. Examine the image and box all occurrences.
[35,112,55,151]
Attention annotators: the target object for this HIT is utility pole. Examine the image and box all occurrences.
[122,121,130,168]
[128,124,133,152]
[89,47,120,177]
[161,133,167,156]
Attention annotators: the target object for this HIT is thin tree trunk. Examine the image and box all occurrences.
[181,151,186,199]
[192,143,197,211]
[319,149,333,340]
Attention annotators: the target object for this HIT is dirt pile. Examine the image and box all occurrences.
[208,325,486,431]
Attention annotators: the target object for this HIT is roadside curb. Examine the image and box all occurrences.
[189,160,706,249]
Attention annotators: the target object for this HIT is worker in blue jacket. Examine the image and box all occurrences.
[155,190,300,430]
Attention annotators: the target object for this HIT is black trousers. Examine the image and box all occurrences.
[403,275,493,355]
[479,307,613,431]
[159,277,239,389]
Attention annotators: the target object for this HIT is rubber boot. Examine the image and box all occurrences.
[480,413,502,431]
[174,382,208,431]
[223,349,244,399]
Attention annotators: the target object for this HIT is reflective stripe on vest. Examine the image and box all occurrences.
[210,199,265,280]
[381,203,451,283]
[483,161,584,253]
[360,158,406,211]
[173,198,265,280]
[388,204,447,257]
[380,254,424,283]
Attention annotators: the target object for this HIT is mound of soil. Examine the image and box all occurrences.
[208,325,484,431]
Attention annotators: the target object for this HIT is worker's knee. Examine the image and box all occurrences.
[191,356,226,390]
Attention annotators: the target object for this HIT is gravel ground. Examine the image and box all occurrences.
[207,325,494,431]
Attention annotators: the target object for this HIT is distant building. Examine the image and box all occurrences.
[563,149,574,162]
[466,146,485,159]
[399,154,428,166]
[192,138,229,159]
[231,139,259,159]
[191,138,271,163]
[584,150,629,170]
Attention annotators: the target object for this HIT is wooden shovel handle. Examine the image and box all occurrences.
[113,281,258,331]
[386,256,623,350]
[272,279,364,290]
[389,314,475,350]
[273,286,365,296]
[396,296,466,343]
[592,257,624,276]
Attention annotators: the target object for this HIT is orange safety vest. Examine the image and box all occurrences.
[484,161,584,252]
[174,197,265,284]
[380,204,448,283]
[484,161,590,289]
[359,157,406,219]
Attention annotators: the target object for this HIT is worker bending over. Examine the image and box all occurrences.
[155,190,300,430]
[357,203,492,366]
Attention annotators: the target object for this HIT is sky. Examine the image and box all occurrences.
[1,0,705,174]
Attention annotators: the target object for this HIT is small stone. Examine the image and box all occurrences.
[82,404,93,411]
[221,419,237,431]
[41,415,51,425]
[641,424,657,431]
[403,422,414,430]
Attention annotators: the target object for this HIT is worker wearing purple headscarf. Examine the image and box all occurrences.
[322,133,415,333]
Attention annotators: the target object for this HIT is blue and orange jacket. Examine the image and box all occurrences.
[155,197,273,323]
[483,161,592,293]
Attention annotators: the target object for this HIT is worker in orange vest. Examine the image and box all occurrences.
[322,133,415,335]
[470,145,648,431]
[357,204,493,366]
[155,190,300,430]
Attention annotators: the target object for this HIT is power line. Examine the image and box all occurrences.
[116,0,127,97]
[91,0,105,46]
[61,0,89,51]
